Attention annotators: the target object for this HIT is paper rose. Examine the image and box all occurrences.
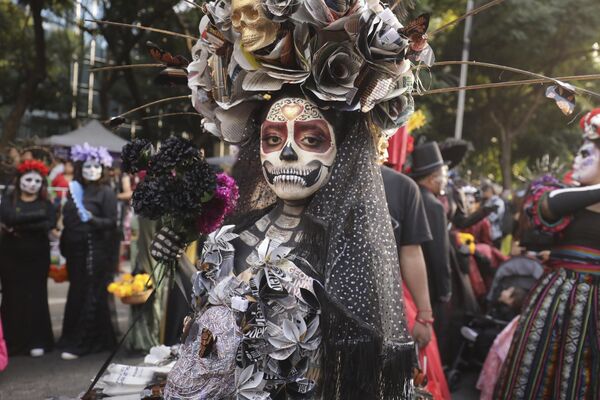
[356,11,409,69]
[304,41,362,108]
[205,0,233,32]
[371,92,415,130]
[263,0,301,21]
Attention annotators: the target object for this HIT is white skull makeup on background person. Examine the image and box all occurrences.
[572,140,600,185]
[82,160,103,182]
[230,0,280,52]
[260,97,337,201]
[20,171,43,195]
[437,165,449,195]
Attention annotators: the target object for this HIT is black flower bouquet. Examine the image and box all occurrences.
[121,137,238,242]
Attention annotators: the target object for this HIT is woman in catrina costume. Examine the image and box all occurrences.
[494,109,600,399]
[148,0,428,396]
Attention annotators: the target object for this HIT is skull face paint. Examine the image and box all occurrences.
[573,141,600,185]
[82,160,103,182]
[231,0,279,52]
[260,98,337,201]
[20,171,43,195]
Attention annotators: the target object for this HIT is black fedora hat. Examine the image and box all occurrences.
[409,142,445,179]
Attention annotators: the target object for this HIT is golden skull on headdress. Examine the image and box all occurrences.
[231,0,280,52]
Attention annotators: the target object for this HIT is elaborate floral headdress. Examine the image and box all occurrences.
[580,108,600,140]
[187,0,432,143]
[17,159,49,177]
[70,142,114,167]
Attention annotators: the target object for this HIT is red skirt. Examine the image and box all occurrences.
[403,282,451,399]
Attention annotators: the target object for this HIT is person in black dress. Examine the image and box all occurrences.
[0,160,56,357]
[57,145,118,360]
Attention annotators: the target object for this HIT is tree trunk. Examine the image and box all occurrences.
[1,0,46,148]
[500,132,512,189]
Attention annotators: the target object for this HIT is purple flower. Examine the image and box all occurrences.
[71,143,113,167]
[196,173,239,235]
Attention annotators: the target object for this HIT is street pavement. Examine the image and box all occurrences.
[0,279,481,400]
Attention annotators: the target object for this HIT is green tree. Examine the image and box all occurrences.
[416,0,600,188]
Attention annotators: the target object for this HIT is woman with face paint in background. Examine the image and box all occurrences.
[495,108,600,399]
[57,144,118,360]
[0,160,56,357]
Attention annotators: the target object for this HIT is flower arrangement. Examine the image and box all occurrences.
[71,142,113,166]
[17,159,49,177]
[121,137,239,241]
[107,273,153,299]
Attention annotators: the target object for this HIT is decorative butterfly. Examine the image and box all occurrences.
[401,13,430,52]
[198,327,216,358]
[146,41,190,68]
[400,13,435,66]
[545,83,576,115]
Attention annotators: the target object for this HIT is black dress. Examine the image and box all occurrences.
[0,196,56,355]
[58,183,118,356]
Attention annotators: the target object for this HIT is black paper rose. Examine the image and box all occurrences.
[304,42,362,108]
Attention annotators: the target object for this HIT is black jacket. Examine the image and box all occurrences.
[419,185,452,302]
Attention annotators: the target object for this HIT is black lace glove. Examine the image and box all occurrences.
[151,226,186,262]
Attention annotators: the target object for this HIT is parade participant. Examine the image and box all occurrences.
[382,165,451,399]
[57,143,117,360]
[410,143,452,331]
[133,0,437,395]
[152,93,415,399]
[481,181,505,248]
[0,160,56,357]
[495,108,600,399]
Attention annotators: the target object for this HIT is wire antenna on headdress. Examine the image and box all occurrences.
[90,64,164,72]
[141,112,203,121]
[417,73,600,96]
[104,95,192,125]
[87,20,199,41]
[430,0,507,36]
[423,61,600,99]
[182,0,202,9]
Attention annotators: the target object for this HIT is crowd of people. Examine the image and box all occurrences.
[0,104,599,400]
[0,144,139,362]
[0,109,598,400]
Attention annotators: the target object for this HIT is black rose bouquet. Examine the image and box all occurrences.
[121,137,238,241]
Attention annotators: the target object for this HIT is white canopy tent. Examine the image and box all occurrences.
[40,120,129,153]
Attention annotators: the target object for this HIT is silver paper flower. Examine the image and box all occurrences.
[267,316,320,360]
[235,365,270,400]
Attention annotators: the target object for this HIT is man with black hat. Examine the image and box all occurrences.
[410,142,452,337]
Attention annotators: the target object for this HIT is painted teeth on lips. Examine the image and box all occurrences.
[271,168,313,176]
[273,175,307,186]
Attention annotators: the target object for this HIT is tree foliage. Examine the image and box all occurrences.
[415,0,600,188]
